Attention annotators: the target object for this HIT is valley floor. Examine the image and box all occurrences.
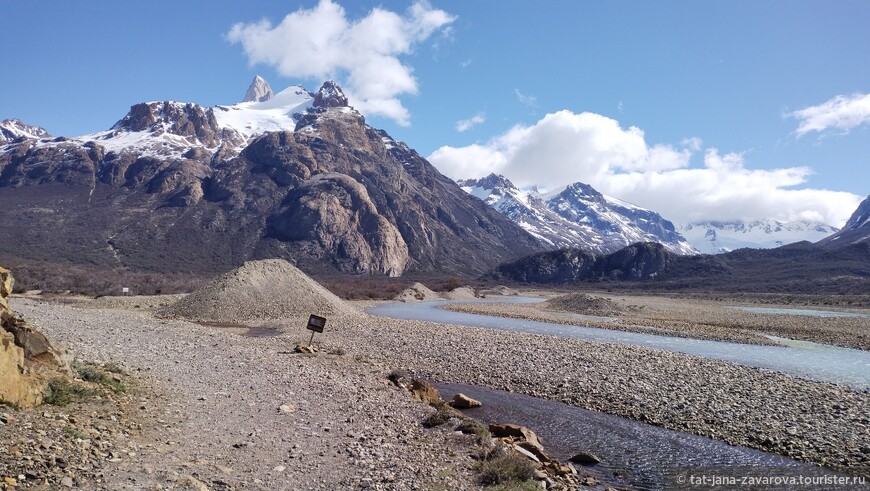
[445,292,870,350]
[4,293,870,489]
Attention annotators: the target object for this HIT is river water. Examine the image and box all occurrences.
[368,298,870,390]
[433,382,863,490]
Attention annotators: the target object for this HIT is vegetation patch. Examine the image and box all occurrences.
[73,361,126,394]
[43,378,96,406]
[474,448,536,487]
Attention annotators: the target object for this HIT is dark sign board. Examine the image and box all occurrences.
[306,314,326,333]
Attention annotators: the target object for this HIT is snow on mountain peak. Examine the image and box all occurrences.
[242,75,274,103]
[0,118,51,143]
[457,174,696,255]
[313,80,349,108]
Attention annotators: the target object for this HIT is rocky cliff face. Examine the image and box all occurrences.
[0,267,70,406]
[818,195,870,249]
[0,118,51,144]
[242,75,274,103]
[0,80,540,277]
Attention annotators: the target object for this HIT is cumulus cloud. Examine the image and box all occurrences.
[428,110,862,226]
[791,91,870,137]
[455,112,485,132]
[227,0,455,126]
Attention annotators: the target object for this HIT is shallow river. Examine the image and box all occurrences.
[433,382,862,490]
[368,298,870,390]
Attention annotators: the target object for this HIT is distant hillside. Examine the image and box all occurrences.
[818,195,870,249]
[491,241,870,294]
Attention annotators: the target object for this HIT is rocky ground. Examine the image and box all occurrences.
[448,292,870,350]
[5,299,485,490]
[5,292,870,490]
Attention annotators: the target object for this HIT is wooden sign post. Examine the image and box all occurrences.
[306,314,326,347]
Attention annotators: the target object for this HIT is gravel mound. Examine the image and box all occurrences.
[442,286,478,300]
[394,282,440,302]
[544,293,623,316]
[480,285,519,296]
[157,259,355,322]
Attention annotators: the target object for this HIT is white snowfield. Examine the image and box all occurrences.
[679,220,839,254]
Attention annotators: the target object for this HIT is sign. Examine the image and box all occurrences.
[306,314,326,333]
[122,287,130,294]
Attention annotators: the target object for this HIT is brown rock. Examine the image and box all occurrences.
[0,266,12,310]
[569,451,601,465]
[409,379,442,405]
[489,423,543,450]
[516,440,552,463]
[448,393,482,409]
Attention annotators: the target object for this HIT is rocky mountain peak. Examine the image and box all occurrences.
[463,173,517,191]
[0,118,51,144]
[818,194,870,248]
[844,195,870,230]
[313,81,349,108]
[242,75,274,103]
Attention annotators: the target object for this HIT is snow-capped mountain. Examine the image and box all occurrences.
[0,78,540,277]
[0,119,51,144]
[818,195,870,248]
[242,75,274,103]
[681,220,839,254]
[458,174,697,255]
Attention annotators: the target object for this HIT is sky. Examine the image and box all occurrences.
[1,0,868,227]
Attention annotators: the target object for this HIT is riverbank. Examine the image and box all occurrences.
[451,293,870,350]
[11,295,870,485]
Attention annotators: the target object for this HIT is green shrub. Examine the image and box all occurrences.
[43,378,95,406]
[475,452,536,486]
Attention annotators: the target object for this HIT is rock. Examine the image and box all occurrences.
[179,474,210,491]
[242,75,274,103]
[313,81,349,108]
[569,451,601,465]
[293,344,316,354]
[516,440,552,463]
[279,404,296,414]
[60,476,74,487]
[0,267,12,310]
[511,444,541,463]
[448,393,482,409]
[408,379,442,405]
[489,423,543,450]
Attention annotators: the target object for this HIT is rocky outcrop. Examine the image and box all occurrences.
[312,80,349,108]
[0,118,51,144]
[0,267,70,406]
[268,173,410,277]
[394,282,440,302]
[242,75,274,103]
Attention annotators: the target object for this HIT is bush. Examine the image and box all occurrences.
[474,451,536,486]
[43,378,95,406]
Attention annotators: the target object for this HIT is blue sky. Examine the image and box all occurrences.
[1,1,868,225]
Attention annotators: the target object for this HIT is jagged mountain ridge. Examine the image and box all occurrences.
[0,78,540,277]
[681,219,840,254]
[818,195,870,249]
[458,173,696,255]
[0,119,51,144]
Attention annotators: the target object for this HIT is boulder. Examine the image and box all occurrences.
[489,423,543,450]
[448,393,482,409]
[409,379,442,405]
[569,451,601,465]
[0,266,72,406]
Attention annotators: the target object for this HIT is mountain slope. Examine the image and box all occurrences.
[0,79,540,277]
[681,220,839,254]
[0,119,51,144]
[458,174,696,255]
[818,195,870,249]
[491,240,869,294]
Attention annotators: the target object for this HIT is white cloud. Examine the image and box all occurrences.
[790,91,870,137]
[455,112,485,132]
[227,0,455,126]
[514,89,538,108]
[428,110,862,226]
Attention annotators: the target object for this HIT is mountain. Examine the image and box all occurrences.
[491,240,870,294]
[818,195,870,248]
[0,119,51,144]
[681,219,839,254]
[458,174,696,255]
[242,75,274,103]
[0,79,540,277]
